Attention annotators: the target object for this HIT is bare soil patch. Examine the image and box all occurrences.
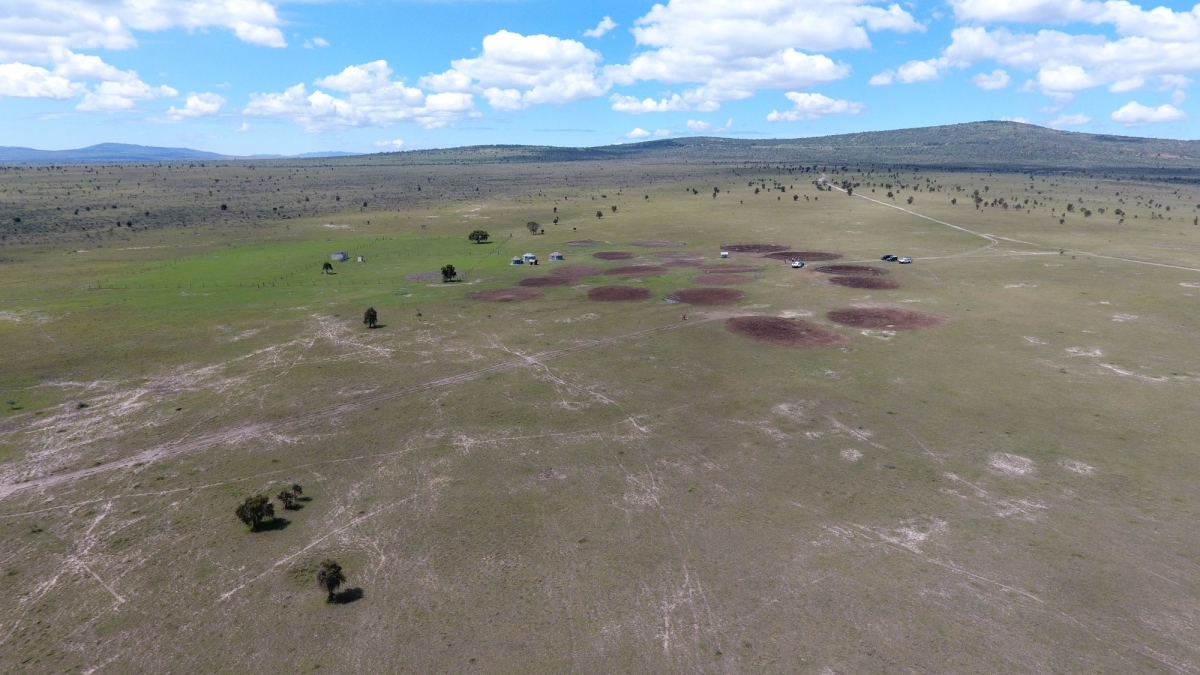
[594,251,636,260]
[467,288,543,302]
[588,285,655,301]
[722,244,789,253]
[519,276,574,287]
[726,316,850,348]
[548,265,601,278]
[404,271,441,282]
[693,274,754,285]
[566,240,604,246]
[632,240,686,247]
[668,288,745,305]
[762,251,843,261]
[827,307,948,330]
[829,277,901,290]
[815,265,890,277]
[603,265,669,277]
[699,265,762,273]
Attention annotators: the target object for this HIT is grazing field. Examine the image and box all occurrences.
[2,157,1200,673]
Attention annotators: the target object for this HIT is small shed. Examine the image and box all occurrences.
[549,251,564,261]
[511,256,524,265]
[331,252,349,262]
[356,255,365,263]
[719,251,730,258]
[523,252,537,263]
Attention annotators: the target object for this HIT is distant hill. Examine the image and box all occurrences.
[0,143,361,164]
[3,123,1199,169]
[358,122,1200,170]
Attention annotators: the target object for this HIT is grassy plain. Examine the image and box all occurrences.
[2,158,1200,673]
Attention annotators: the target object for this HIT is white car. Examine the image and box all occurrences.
[898,257,913,264]
[790,260,805,268]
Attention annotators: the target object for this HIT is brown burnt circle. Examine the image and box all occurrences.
[828,277,901,290]
[827,307,948,330]
[814,265,890,277]
[726,316,850,348]
[762,251,843,261]
[588,285,655,301]
[668,288,745,305]
[721,244,789,253]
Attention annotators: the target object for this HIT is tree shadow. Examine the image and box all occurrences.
[332,587,364,604]
[255,517,291,532]
[297,496,313,503]
[283,503,303,511]
[368,324,387,329]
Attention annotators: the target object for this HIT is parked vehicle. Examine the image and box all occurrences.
[790,260,805,268]
[898,257,913,264]
[881,254,898,261]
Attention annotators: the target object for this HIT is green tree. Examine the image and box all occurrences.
[441,264,457,282]
[526,221,540,234]
[468,229,489,244]
[363,307,378,328]
[291,484,303,497]
[596,210,603,219]
[235,495,275,531]
[277,489,297,510]
[317,559,346,602]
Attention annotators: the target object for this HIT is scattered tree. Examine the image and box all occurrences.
[468,229,489,244]
[596,210,603,219]
[292,484,303,497]
[235,495,275,532]
[363,307,378,328]
[278,488,298,510]
[611,205,617,213]
[906,196,914,205]
[317,559,346,602]
[441,264,457,282]
[322,262,333,273]
[526,221,540,234]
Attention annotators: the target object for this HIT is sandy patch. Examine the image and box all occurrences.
[988,453,1035,476]
[1058,459,1097,475]
[840,448,863,462]
[1112,314,1138,322]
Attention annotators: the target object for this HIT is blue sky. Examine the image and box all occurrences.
[2,0,1199,155]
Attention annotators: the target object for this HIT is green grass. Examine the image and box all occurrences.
[1,162,1199,672]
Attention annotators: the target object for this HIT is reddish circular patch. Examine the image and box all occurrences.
[726,316,849,348]
[566,240,604,246]
[588,285,654,301]
[594,251,636,260]
[700,265,761,273]
[827,307,948,330]
[668,288,745,305]
[467,288,543,302]
[722,244,789,253]
[404,271,440,282]
[762,251,843,261]
[632,240,686,247]
[829,276,901,290]
[548,265,601,278]
[519,276,574,287]
[603,265,670,277]
[693,274,753,285]
[814,265,890,277]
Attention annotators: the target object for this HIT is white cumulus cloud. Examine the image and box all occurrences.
[626,127,651,139]
[421,30,607,110]
[1049,113,1091,127]
[766,92,864,121]
[1111,100,1187,125]
[605,0,920,109]
[584,16,618,39]
[304,37,331,49]
[374,139,405,149]
[973,69,1011,90]
[246,60,478,131]
[165,91,225,121]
